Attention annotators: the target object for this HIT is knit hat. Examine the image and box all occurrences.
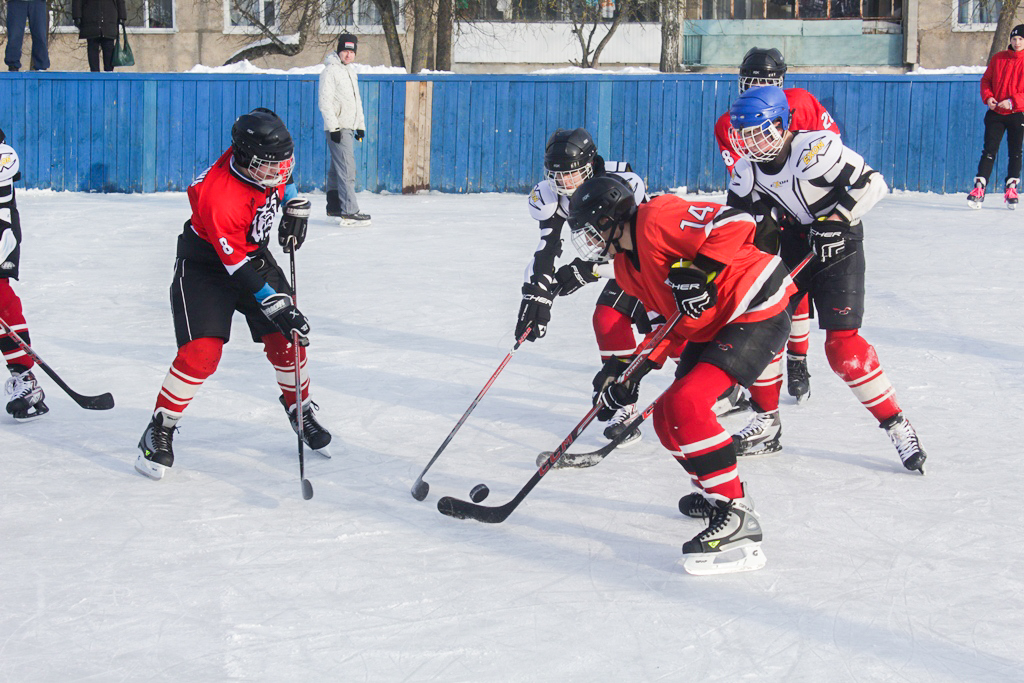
[1011,24,1024,40]
[337,34,358,54]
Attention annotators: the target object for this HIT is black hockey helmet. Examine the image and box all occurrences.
[231,108,295,187]
[566,175,637,262]
[738,47,787,93]
[544,127,598,196]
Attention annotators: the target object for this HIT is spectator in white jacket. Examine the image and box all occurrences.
[318,33,370,225]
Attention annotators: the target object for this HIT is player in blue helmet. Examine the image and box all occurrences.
[727,86,791,163]
[722,81,927,475]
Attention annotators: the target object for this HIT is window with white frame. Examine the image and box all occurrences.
[323,0,403,31]
[955,0,1001,30]
[225,0,279,32]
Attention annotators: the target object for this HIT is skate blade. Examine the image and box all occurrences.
[794,392,810,405]
[134,454,167,481]
[1008,204,1017,210]
[313,445,332,459]
[683,543,766,576]
[968,201,982,210]
[737,442,782,458]
[338,218,372,227]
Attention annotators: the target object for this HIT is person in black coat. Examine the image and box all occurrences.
[72,0,127,72]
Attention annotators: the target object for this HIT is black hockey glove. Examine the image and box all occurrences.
[666,263,717,319]
[553,258,599,296]
[278,198,311,253]
[354,129,365,141]
[591,355,658,421]
[808,219,849,263]
[329,130,342,144]
[515,283,554,342]
[260,293,310,346]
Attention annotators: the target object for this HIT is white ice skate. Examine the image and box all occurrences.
[733,410,782,456]
[602,404,642,446]
[682,495,766,576]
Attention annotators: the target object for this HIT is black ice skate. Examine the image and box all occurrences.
[5,369,49,422]
[712,385,751,417]
[682,493,766,575]
[678,492,715,520]
[280,395,333,457]
[733,410,782,456]
[136,412,177,480]
[602,404,641,446]
[880,412,927,474]
[786,352,811,403]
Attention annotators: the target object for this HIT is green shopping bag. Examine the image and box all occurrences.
[112,22,134,68]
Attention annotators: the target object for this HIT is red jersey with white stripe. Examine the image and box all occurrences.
[187,148,284,273]
[714,87,839,174]
[613,195,796,345]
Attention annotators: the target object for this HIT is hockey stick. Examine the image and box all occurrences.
[436,310,684,523]
[288,242,313,501]
[0,315,114,410]
[536,398,660,469]
[542,251,818,471]
[411,326,535,501]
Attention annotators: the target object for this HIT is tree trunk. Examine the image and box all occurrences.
[660,0,681,72]
[436,0,453,71]
[411,0,437,72]
[373,0,407,69]
[990,0,1023,61]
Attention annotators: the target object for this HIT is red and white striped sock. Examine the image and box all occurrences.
[153,337,223,423]
[824,329,901,421]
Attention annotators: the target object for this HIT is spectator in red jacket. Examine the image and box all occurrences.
[968,24,1024,210]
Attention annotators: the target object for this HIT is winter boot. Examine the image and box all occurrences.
[136,412,177,480]
[880,412,927,474]
[733,410,782,456]
[967,177,986,209]
[682,492,766,575]
[786,352,811,403]
[602,403,642,446]
[338,212,372,226]
[326,190,343,217]
[5,368,48,422]
[280,395,333,455]
[1005,178,1019,210]
[712,385,751,417]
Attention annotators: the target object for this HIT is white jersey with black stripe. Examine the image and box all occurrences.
[728,131,887,227]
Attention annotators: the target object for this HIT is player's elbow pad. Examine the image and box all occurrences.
[229,260,268,296]
[837,170,887,223]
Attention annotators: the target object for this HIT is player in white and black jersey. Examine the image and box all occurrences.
[724,86,926,473]
[0,127,48,422]
[517,128,747,444]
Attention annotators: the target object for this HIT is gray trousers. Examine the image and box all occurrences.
[326,130,359,214]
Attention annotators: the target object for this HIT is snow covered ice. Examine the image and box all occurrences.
[2,188,1022,681]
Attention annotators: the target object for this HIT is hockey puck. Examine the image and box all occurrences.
[469,483,490,503]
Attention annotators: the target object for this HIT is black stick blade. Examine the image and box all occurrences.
[301,478,314,500]
[410,479,429,501]
[78,392,115,411]
[437,496,514,524]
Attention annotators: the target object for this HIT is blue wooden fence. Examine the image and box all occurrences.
[0,72,995,195]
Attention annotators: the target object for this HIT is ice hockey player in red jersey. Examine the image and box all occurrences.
[0,127,48,422]
[567,174,797,575]
[518,128,747,447]
[714,47,840,406]
[725,85,927,474]
[136,108,331,481]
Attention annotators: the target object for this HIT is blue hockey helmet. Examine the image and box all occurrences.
[728,86,791,162]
